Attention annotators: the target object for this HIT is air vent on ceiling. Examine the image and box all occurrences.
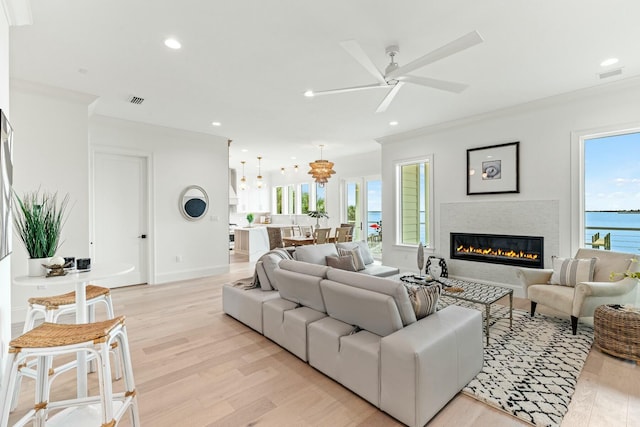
[598,68,623,80]
[127,95,145,105]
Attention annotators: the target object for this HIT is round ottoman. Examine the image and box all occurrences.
[594,304,640,364]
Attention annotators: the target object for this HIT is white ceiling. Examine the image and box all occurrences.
[9,1,640,172]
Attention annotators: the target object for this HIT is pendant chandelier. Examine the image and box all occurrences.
[308,145,335,187]
[256,156,264,189]
[239,161,247,190]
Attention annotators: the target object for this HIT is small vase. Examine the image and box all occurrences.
[28,257,50,277]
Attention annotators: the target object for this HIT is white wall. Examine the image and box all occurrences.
[9,82,96,319]
[89,115,230,284]
[8,88,230,321]
[267,150,381,230]
[0,4,11,371]
[380,77,640,292]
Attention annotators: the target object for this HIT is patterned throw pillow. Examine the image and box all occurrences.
[404,284,441,319]
[337,246,366,271]
[549,256,596,287]
[326,255,356,271]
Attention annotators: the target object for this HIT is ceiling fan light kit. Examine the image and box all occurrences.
[304,30,484,112]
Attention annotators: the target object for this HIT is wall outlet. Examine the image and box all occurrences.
[175,255,182,262]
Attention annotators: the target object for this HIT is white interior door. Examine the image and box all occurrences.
[93,151,148,287]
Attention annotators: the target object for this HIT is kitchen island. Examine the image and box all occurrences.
[233,226,269,261]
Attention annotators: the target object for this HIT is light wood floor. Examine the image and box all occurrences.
[9,262,640,426]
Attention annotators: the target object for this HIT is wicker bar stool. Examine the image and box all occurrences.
[11,285,120,412]
[23,285,115,332]
[0,316,140,427]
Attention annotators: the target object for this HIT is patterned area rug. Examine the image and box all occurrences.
[439,300,593,427]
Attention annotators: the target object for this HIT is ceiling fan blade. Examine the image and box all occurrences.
[339,40,387,85]
[307,83,388,97]
[400,75,468,93]
[386,30,484,80]
[376,82,404,113]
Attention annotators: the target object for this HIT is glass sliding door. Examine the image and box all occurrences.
[366,179,382,257]
[345,180,363,241]
[344,176,382,257]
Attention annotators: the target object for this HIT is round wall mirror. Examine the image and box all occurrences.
[179,185,209,221]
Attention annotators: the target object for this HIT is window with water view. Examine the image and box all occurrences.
[584,131,640,252]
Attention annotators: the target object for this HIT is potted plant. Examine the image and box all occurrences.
[307,210,329,228]
[13,190,70,276]
[246,212,254,227]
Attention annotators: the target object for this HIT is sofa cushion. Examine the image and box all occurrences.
[273,266,327,313]
[257,254,283,290]
[404,284,441,319]
[294,243,338,265]
[337,246,366,271]
[336,241,374,265]
[321,280,404,337]
[279,259,330,278]
[361,263,400,278]
[326,269,416,326]
[326,255,356,271]
[549,256,596,287]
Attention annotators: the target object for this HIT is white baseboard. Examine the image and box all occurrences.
[153,265,229,284]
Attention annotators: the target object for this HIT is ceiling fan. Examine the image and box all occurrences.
[304,30,484,113]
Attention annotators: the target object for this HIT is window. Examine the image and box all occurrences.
[273,186,284,214]
[315,184,326,212]
[581,131,640,252]
[300,183,310,214]
[287,184,296,214]
[396,156,433,247]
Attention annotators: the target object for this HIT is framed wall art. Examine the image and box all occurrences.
[0,109,14,261]
[467,141,519,195]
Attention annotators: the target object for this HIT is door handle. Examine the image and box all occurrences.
[139,234,147,239]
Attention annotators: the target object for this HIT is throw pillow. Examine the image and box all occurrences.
[549,256,596,287]
[326,255,356,272]
[336,241,375,265]
[337,246,366,271]
[404,284,441,319]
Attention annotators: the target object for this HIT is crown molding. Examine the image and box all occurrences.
[1,0,32,26]
[11,78,99,105]
[377,74,640,145]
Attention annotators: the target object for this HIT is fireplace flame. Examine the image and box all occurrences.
[456,245,539,261]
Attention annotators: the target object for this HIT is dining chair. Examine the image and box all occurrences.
[267,227,285,250]
[291,225,301,236]
[334,227,352,243]
[281,226,293,238]
[313,228,332,244]
[340,223,355,240]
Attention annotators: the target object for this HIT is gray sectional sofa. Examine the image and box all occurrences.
[223,257,483,427]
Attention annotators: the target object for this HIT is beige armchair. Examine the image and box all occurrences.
[516,248,638,334]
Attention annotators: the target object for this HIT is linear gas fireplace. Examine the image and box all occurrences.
[450,232,544,268]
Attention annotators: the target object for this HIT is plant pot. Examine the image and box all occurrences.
[28,257,50,277]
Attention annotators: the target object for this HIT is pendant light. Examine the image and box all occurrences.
[239,161,247,190]
[308,145,335,187]
[256,156,264,189]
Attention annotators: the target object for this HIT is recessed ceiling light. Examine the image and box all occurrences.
[389,121,399,126]
[241,149,248,153]
[291,156,296,160]
[304,90,315,97]
[211,121,221,126]
[600,58,619,67]
[164,38,181,49]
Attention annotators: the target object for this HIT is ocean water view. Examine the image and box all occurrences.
[585,211,640,253]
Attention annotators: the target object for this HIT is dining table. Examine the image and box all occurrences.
[13,262,134,398]
[282,236,337,246]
